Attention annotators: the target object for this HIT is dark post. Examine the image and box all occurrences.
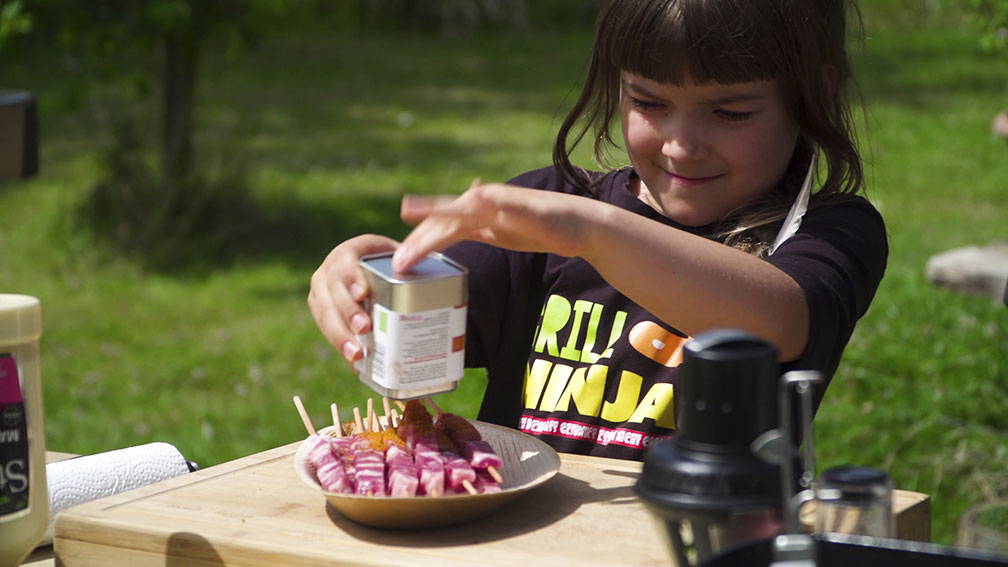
[0,90,38,180]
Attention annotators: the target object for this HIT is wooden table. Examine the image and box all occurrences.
[41,443,930,566]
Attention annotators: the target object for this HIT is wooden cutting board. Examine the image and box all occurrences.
[51,442,930,566]
[53,442,672,566]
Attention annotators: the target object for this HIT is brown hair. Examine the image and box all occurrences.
[553,0,864,255]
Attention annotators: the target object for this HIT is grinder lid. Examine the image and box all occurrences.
[634,329,782,511]
[678,329,780,449]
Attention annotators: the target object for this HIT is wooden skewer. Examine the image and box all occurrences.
[366,398,375,431]
[486,466,504,484]
[461,480,478,495]
[382,397,392,421]
[330,403,343,438]
[394,400,406,411]
[292,395,316,437]
[353,406,365,433]
[390,409,400,428]
[422,397,445,417]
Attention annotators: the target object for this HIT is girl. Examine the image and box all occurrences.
[308,0,887,461]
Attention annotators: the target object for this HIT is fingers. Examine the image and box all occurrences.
[393,181,488,272]
[308,235,400,366]
[400,194,457,224]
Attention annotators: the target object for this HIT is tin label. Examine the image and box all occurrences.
[371,304,466,389]
[0,353,30,519]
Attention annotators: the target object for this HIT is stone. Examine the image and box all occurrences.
[993,109,1008,140]
[925,241,1008,302]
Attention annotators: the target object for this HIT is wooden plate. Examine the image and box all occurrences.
[294,420,561,529]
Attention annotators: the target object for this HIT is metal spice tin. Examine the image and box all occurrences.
[357,252,468,400]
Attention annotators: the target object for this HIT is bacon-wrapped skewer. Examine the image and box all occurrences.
[442,452,478,494]
[294,396,355,494]
[351,433,386,496]
[303,435,352,494]
[372,427,419,497]
[474,470,503,494]
[413,449,446,496]
[398,400,477,495]
[427,399,504,484]
[398,400,449,496]
[385,442,419,496]
[299,396,508,497]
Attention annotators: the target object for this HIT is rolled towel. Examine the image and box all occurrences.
[42,442,194,545]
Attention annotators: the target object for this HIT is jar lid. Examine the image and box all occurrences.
[0,294,42,344]
[821,465,890,487]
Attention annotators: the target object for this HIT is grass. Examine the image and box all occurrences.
[2,7,1006,546]
[814,10,1008,544]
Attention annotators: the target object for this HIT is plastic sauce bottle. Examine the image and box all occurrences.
[0,295,47,567]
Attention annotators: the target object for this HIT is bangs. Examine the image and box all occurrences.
[596,0,793,85]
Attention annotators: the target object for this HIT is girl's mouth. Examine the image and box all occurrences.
[668,172,722,186]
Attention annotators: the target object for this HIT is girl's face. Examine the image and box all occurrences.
[619,71,799,226]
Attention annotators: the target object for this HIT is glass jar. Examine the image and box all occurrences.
[815,465,893,538]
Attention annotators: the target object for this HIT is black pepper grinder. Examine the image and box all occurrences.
[635,329,784,567]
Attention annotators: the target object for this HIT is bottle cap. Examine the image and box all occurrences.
[0,294,42,345]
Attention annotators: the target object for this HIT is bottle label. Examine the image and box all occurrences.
[369,304,466,390]
[0,353,30,519]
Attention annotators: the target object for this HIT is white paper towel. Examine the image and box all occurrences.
[41,442,192,544]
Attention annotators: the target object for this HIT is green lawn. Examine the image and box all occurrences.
[2,7,1006,545]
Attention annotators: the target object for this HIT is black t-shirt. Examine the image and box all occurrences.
[444,166,887,461]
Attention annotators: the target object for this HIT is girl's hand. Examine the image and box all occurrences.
[392,181,596,272]
[308,234,400,364]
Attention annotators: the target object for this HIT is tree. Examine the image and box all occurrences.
[28,0,286,188]
[0,1,32,47]
[971,1,1008,143]
[10,1,289,266]
[973,0,1008,53]
[10,0,585,267]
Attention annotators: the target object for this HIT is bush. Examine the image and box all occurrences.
[79,117,261,272]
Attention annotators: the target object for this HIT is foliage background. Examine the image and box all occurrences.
[1,0,1005,545]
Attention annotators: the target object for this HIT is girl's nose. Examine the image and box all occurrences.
[660,119,708,161]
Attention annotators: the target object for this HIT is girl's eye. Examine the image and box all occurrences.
[716,109,755,122]
[630,97,664,111]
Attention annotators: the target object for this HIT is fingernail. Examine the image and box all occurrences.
[392,247,409,272]
[351,313,369,333]
[341,340,360,362]
[349,283,364,301]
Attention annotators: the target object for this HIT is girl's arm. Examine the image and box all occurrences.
[393,182,809,361]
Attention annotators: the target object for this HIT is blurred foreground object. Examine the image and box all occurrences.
[0,90,38,180]
[925,241,1008,302]
[957,499,1008,555]
[635,330,783,566]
